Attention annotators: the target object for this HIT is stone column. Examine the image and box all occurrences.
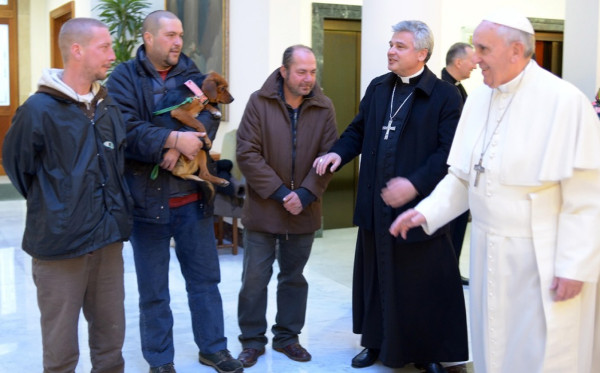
[563,0,600,98]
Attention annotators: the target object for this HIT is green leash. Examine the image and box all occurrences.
[152,97,194,116]
[151,97,194,180]
[150,94,209,180]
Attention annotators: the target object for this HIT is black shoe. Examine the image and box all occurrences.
[199,349,244,373]
[149,363,176,373]
[461,276,469,286]
[351,348,379,368]
[417,362,446,373]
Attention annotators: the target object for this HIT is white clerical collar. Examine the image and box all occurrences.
[497,60,533,94]
[398,66,425,84]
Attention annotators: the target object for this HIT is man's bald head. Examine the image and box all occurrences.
[59,18,108,63]
[142,10,179,37]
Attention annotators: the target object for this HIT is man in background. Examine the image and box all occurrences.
[441,42,476,285]
[3,18,132,372]
[441,42,476,102]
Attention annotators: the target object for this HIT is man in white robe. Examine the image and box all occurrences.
[390,11,600,373]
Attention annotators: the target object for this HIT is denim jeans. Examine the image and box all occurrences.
[130,202,226,367]
[238,229,314,350]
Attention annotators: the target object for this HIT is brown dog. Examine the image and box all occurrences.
[168,72,234,197]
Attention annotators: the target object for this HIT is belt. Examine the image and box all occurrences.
[169,192,201,209]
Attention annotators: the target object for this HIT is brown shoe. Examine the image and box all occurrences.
[238,347,265,367]
[273,343,311,362]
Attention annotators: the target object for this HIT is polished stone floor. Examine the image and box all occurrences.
[0,184,473,372]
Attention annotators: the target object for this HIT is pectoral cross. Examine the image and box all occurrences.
[473,158,485,187]
[382,120,396,140]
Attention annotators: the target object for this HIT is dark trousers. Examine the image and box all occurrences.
[33,242,125,373]
[238,229,314,349]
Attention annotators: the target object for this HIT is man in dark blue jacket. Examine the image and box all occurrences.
[2,18,132,372]
[315,20,468,373]
[106,10,242,373]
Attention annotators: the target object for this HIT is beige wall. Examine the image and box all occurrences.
[19,0,599,153]
[362,0,566,95]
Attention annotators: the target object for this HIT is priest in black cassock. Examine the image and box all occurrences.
[314,20,468,373]
[441,42,476,286]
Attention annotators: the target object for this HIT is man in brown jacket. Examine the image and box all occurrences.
[235,45,338,368]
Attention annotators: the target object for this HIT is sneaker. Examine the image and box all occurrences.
[149,362,176,373]
[199,349,244,373]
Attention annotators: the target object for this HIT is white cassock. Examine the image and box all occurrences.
[416,60,600,373]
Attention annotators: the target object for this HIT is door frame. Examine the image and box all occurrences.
[312,3,361,86]
[50,1,75,69]
[0,0,18,175]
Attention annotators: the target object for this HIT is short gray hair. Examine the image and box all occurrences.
[495,24,535,58]
[392,20,434,62]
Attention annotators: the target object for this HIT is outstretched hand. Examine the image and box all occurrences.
[389,209,426,239]
[313,152,341,176]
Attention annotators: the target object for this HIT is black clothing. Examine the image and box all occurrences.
[106,47,219,222]
[441,67,470,260]
[2,84,132,259]
[441,67,468,102]
[330,66,468,367]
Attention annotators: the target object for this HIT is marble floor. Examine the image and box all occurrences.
[0,185,473,372]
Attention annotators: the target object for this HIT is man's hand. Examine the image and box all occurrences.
[313,152,341,176]
[283,191,303,215]
[160,148,181,171]
[381,177,418,208]
[172,131,205,160]
[550,277,584,301]
[389,209,426,239]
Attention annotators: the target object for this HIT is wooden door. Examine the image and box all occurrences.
[321,18,361,229]
[0,0,18,175]
[535,31,563,77]
[50,1,74,69]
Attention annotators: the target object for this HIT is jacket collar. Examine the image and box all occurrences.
[441,67,459,85]
[378,65,437,97]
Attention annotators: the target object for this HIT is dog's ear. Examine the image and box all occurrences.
[202,77,218,102]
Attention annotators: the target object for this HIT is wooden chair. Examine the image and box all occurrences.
[212,129,243,255]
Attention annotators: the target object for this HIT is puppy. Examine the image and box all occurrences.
[200,71,235,119]
[154,72,234,199]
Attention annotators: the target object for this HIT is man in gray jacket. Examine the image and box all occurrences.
[235,45,338,368]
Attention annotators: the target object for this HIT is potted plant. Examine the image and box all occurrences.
[94,0,151,68]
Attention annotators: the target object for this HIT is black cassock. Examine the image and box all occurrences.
[350,77,468,368]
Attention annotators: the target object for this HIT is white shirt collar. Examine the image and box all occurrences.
[398,66,425,84]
